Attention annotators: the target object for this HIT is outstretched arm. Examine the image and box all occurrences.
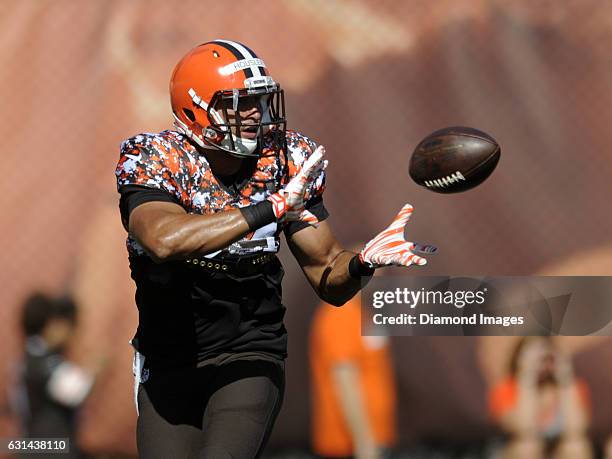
[287,221,362,306]
[287,204,434,306]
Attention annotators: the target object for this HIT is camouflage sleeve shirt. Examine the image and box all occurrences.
[115,129,327,259]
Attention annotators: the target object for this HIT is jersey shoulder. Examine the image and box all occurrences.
[119,130,194,162]
[116,130,198,198]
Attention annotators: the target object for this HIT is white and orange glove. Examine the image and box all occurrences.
[267,145,327,226]
[359,204,436,269]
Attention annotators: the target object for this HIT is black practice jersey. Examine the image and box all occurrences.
[115,129,328,368]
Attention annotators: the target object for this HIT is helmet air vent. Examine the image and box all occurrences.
[183,108,196,122]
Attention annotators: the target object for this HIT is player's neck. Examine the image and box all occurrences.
[201,147,246,177]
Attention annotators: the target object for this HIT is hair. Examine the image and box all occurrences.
[21,293,78,337]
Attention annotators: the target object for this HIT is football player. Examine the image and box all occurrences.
[115,39,430,459]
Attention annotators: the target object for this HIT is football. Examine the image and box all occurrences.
[409,126,500,193]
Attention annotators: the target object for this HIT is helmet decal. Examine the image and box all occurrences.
[218,58,266,77]
[212,39,267,79]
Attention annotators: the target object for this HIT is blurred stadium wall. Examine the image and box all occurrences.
[1,0,612,456]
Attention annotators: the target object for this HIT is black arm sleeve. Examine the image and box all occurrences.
[119,185,181,225]
[283,196,330,237]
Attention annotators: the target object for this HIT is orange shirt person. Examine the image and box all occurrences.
[310,297,396,459]
[488,337,592,459]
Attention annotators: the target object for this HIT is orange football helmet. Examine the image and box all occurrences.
[170,40,286,158]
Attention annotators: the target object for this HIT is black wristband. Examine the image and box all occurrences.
[240,201,276,231]
[348,254,375,279]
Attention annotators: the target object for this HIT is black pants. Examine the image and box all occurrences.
[136,359,285,459]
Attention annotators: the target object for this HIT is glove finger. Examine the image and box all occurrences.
[405,252,427,266]
[292,156,325,194]
[304,158,327,184]
[391,248,426,267]
[289,163,317,193]
[386,203,414,233]
[301,146,326,176]
[296,159,327,201]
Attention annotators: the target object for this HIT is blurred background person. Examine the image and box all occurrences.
[488,336,592,459]
[10,293,95,459]
[310,294,396,459]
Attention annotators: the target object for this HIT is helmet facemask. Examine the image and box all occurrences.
[203,84,286,158]
[170,40,287,158]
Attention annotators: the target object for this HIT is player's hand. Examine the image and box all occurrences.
[267,145,327,225]
[359,204,435,268]
[517,338,546,383]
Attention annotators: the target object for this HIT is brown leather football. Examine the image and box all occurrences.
[409,126,500,193]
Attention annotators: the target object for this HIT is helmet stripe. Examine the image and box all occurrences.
[212,40,254,79]
[237,42,267,76]
[213,39,265,78]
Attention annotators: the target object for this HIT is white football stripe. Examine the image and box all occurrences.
[215,39,263,78]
